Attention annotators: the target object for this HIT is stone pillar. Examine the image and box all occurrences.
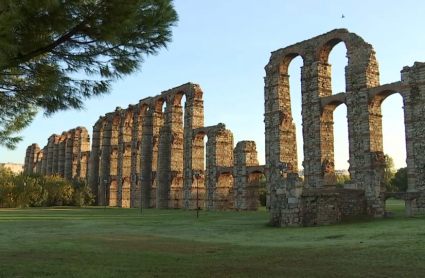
[302,61,333,189]
[52,135,60,174]
[89,117,104,202]
[264,73,298,180]
[157,94,184,209]
[109,110,121,206]
[28,144,40,173]
[77,127,90,179]
[205,124,234,211]
[117,108,133,208]
[401,63,425,192]
[345,48,382,217]
[131,103,146,208]
[264,64,300,216]
[405,199,415,217]
[46,135,57,175]
[24,145,31,172]
[320,107,337,187]
[41,146,48,174]
[139,100,154,209]
[99,114,113,206]
[64,130,74,180]
[58,133,67,177]
[183,85,204,210]
[148,100,165,208]
[234,141,260,211]
[120,143,132,207]
[35,150,43,173]
[80,152,89,179]
[268,173,304,226]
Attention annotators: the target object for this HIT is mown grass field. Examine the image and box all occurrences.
[0,199,424,278]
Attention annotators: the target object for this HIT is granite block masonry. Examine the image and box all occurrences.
[24,83,264,210]
[24,29,425,224]
[265,29,425,226]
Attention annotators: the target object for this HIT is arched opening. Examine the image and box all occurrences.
[246,171,263,211]
[174,92,186,132]
[170,174,184,209]
[216,172,234,211]
[80,154,87,178]
[372,91,406,192]
[327,40,348,95]
[333,104,350,185]
[258,174,267,208]
[121,177,131,208]
[109,179,118,207]
[110,148,118,176]
[122,145,132,179]
[287,55,303,174]
[315,39,350,187]
[72,155,78,178]
[328,42,350,184]
[320,101,349,187]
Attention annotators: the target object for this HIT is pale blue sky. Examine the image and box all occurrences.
[1,0,423,170]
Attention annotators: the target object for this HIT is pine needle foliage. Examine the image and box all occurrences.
[0,0,178,149]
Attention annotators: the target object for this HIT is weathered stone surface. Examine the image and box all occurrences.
[24,127,91,182]
[24,29,425,223]
[24,82,259,211]
[265,29,425,226]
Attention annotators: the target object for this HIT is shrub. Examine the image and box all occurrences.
[0,172,94,208]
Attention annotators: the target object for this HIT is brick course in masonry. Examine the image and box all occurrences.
[25,83,264,210]
[25,29,425,223]
[265,29,425,226]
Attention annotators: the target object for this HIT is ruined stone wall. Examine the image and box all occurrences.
[301,189,366,226]
[233,141,261,211]
[400,63,425,193]
[24,143,41,173]
[24,128,91,183]
[86,82,261,211]
[130,104,145,208]
[265,29,425,226]
[201,124,234,211]
[25,82,261,211]
[157,93,184,209]
[87,83,230,210]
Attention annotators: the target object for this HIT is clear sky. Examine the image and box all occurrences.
[1,0,423,171]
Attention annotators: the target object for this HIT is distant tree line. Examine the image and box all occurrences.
[0,169,94,208]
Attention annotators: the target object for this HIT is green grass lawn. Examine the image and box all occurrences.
[0,199,424,278]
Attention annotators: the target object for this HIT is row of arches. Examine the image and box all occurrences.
[266,29,425,226]
[24,127,91,180]
[90,83,265,211]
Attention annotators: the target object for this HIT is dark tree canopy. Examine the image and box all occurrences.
[0,0,178,149]
[391,167,408,192]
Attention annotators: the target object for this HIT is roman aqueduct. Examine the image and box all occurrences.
[24,29,425,226]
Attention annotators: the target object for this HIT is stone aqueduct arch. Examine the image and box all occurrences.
[23,127,91,179]
[89,83,263,209]
[266,28,425,226]
[24,29,425,222]
[25,83,264,211]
